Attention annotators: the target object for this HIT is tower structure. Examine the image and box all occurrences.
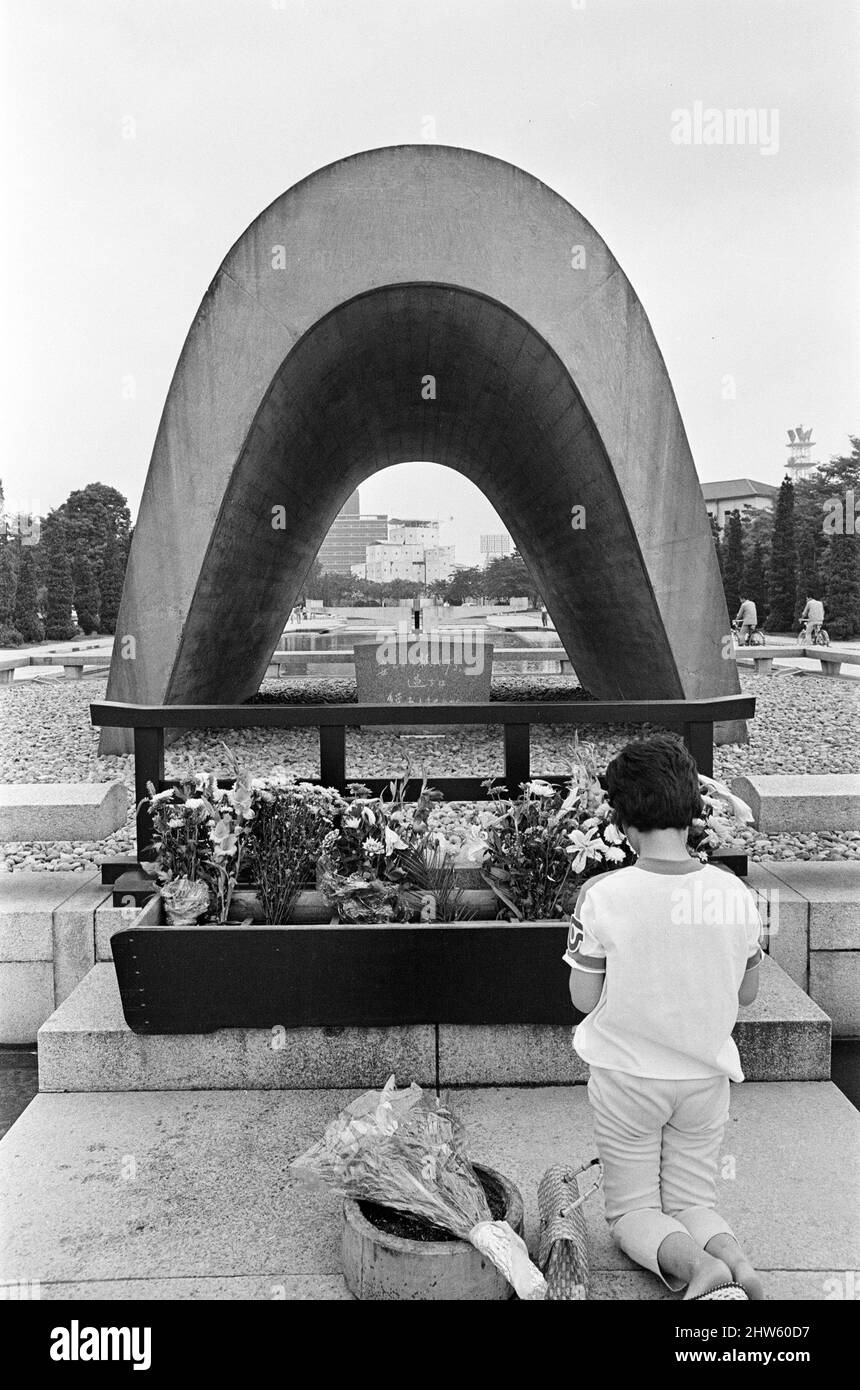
[785,426,817,480]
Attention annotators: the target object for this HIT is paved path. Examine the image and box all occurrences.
[1,1082,856,1300]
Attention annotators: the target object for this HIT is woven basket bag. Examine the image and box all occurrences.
[537,1159,603,1300]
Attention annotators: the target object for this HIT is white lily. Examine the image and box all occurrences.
[698,774,754,825]
[527,780,556,798]
[558,786,583,815]
[567,826,602,873]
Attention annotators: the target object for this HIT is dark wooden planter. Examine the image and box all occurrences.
[110,853,747,1034]
[111,892,571,1034]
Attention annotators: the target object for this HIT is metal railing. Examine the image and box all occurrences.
[91,694,755,862]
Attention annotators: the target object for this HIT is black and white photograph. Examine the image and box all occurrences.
[0,0,858,1357]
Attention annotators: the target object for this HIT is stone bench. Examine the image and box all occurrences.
[0,657,30,685]
[734,646,860,677]
[817,651,860,677]
[733,646,797,675]
[28,654,111,679]
[730,774,860,834]
[0,782,128,843]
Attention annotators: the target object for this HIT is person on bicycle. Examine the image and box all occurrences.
[800,596,825,642]
[735,596,757,646]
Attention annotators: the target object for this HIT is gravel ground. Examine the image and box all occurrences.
[0,669,857,873]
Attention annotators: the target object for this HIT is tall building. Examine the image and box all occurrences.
[315,489,388,573]
[479,532,513,567]
[701,479,779,528]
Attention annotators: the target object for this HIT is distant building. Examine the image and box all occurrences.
[315,490,388,573]
[357,540,455,586]
[701,479,779,528]
[479,533,513,568]
[388,519,441,546]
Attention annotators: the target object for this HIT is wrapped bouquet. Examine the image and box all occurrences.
[291,1075,547,1300]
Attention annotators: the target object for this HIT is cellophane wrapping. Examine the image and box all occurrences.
[290,1075,546,1300]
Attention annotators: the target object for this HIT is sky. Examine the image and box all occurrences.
[1,0,858,565]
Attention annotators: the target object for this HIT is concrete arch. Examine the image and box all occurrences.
[103,145,737,750]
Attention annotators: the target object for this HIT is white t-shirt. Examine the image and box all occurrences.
[563,860,763,1082]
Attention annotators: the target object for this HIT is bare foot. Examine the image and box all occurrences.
[683,1254,734,1301]
[730,1258,765,1301]
[706,1235,766,1300]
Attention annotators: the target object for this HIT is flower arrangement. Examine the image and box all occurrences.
[475,751,753,922]
[144,762,255,923]
[319,772,467,923]
[689,774,755,858]
[477,761,634,921]
[245,776,344,925]
[292,1075,546,1299]
[140,748,753,928]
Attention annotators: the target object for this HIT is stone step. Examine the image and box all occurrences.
[0,781,127,843]
[1,1082,855,1299]
[760,861,859,1039]
[37,954,830,1092]
[730,774,860,833]
[0,872,112,1044]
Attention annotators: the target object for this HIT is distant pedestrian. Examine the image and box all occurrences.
[734,596,756,645]
[799,595,824,641]
[540,603,548,629]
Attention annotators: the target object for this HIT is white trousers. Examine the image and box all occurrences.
[587,1065,736,1290]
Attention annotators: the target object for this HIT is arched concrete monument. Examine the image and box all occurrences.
[102,145,739,752]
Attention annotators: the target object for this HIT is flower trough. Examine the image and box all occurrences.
[109,755,750,1034]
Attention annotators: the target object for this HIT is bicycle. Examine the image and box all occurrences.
[732,621,766,648]
[797,622,831,647]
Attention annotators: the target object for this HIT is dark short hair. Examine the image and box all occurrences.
[601,735,702,831]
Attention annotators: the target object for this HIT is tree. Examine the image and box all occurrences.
[99,530,126,634]
[765,477,796,631]
[13,545,43,642]
[743,540,768,620]
[43,515,76,641]
[825,533,860,640]
[0,542,17,626]
[432,566,485,604]
[71,549,101,634]
[708,513,723,577]
[482,553,541,604]
[794,520,822,621]
[721,510,744,617]
[794,437,860,532]
[59,483,130,587]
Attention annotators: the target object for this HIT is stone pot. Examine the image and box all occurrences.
[341,1164,525,1300]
